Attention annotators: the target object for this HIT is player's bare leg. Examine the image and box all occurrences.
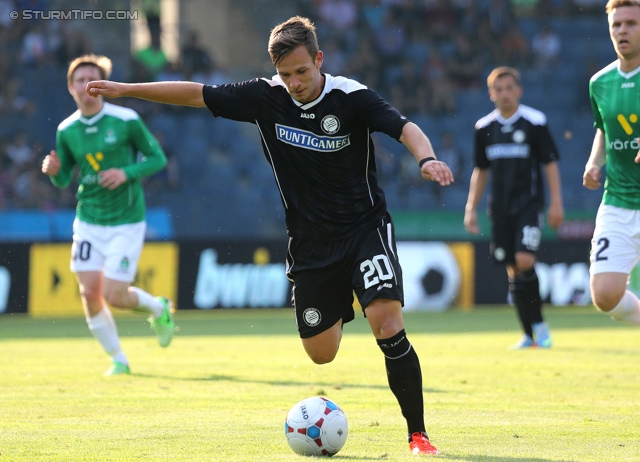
[301,319,343,364]
[103,278,175,347]
[77,271,129,375]
[592,272,640,325]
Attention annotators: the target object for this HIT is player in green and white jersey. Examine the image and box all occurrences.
[42,54,175,376]
[584,0,640,326]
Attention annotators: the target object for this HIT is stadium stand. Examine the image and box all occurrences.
[0,1,617,240]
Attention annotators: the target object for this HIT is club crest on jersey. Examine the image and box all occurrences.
[104,129,117,144]
[512,130,525,143]
[276,124,350,152]
[321,115,340,134]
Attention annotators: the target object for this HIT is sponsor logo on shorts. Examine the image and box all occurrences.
[303,308,321,327]
[118,256,130,273]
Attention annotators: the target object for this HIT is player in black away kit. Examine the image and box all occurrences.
[87,16,453,455]
[464,66,564,350]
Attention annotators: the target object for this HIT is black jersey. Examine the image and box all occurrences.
[474,104,559,217]
[202,74,409,240]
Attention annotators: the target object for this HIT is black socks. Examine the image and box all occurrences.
[377,329,425,435]
[509,267,543,337]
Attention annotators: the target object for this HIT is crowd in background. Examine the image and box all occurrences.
[0,0,604,213]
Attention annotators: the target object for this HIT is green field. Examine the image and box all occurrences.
[1,306,639,461]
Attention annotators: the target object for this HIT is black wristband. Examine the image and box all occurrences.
[418,157,436,168]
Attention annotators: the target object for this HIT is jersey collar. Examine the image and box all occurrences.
[78,102,108,125]
[273,72,330,110]
[494,106,522,125]
[617,61,640,79]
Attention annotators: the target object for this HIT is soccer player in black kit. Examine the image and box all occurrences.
[87,16,453,455]
[464,66,564,351]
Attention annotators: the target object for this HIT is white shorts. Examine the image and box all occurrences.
[590,204,640,275]
[71,219,146,282]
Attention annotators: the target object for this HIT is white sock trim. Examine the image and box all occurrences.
[87,307,127,362]
[609,291,640,326]
[132,287,163,317]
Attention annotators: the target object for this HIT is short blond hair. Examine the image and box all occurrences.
[606,0,640,14]
[67,54,112,83]
[486,66,521,89]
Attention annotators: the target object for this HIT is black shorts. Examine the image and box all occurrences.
[490,205,542,265]
[286,214,404,339]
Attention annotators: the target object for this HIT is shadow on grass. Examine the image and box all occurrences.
[435,455,575,462]
[0,306,620,339]
[130,371,446,394]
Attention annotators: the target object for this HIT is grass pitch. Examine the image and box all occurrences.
[0,306,639,461]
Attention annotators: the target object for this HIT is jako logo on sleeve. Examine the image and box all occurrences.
[276,124,350,152]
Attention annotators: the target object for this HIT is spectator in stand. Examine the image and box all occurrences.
[447,34,484,88]
[181,30,213,81]
[531,25,561,70]
[14,160,55,210]
[6,131,34,167]
[315,0,358,50]
[53,20,92,67]
[571,0,602,14]
[0,78,36,116]
[501,23,532,67]
[510,0,542,17]
[488,0,514,36]
[476,15,505,66]
[132,25,168,82]
[20,21,48,67]
[421,49,457,115]
[342,34,381,89]
[319,36,348,77]
[373,9,407,86]
[423,0,458,42]
[389,60,428,117]
[193,60,229,87]
[0,137,13,209]
[157,60,184,82]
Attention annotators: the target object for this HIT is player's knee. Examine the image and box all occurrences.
[79,285,101,303]
[103,289,128,307]
[303,342,339,364]
[306,347,338,364]
[591,289,621,313]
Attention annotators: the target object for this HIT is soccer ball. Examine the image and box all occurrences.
[284,396,348,456]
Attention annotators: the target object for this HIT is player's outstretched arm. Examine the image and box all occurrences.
[399,122,453,186]
[86,80,206,108]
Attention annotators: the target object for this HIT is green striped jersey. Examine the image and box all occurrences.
[590,61,640,210]
[52,102,166,225]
